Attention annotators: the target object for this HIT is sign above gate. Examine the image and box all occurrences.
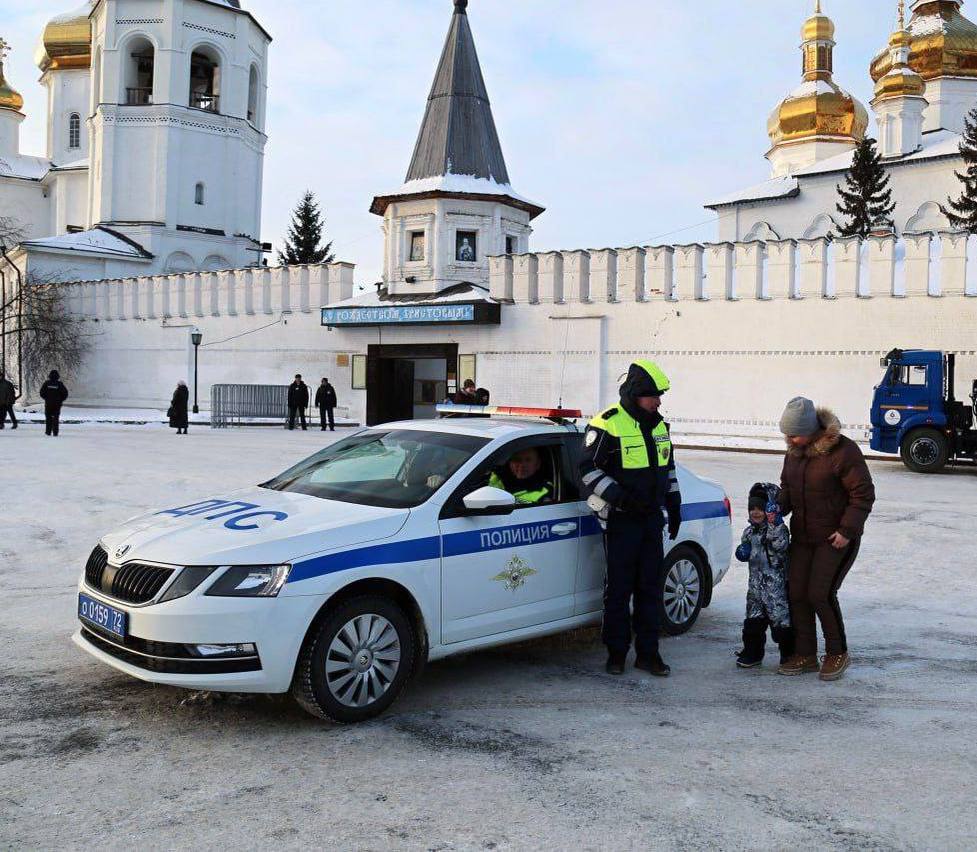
[321,302,500,327]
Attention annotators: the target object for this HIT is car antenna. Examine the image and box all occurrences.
[556,306,572,410]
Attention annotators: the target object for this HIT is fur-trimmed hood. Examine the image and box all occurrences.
[786,407,842,458]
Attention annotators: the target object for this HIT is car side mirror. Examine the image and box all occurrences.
[462,486,516,516]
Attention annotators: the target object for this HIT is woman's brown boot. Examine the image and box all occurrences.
[818,652,850,681]
[777,654,819,675]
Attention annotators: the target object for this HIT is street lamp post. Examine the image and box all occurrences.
[191,329,203,414]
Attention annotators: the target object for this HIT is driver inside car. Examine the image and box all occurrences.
[487,447,554,505]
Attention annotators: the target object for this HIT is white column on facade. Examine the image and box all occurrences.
[939,231,967,296]
[332,263,355,301]
[115,280,126,320]
[275,267,290,313]
[513,254,538,303]
[537,252,564,304]
[310,265,327,307]
[177,275,190,318]
[797,238,829,299]
[192,273,204,317]
[868,235,897,298]
[708,243,735,300]
[261,267,273,314]
[589,248,617,303]
[210,272,221,316]
[159,276,172,318]
[224,271,239,316]
[673,245,703,301]
[96,281,111,320]
[143,277,156,319]
[128,277,141,318]
[489,255,513,301]
[833,237,861,299]
[903,233,930,296]
[616,247,645,302]
[646,246,674,300]
[298,265,311,312]
[766,240,797,299]
[562,250,591,303]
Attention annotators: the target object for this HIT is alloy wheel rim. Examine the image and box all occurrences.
[326,614,401,707]
[911,437,939,466]
[663,559,700,625]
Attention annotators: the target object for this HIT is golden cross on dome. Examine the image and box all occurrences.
[0,38,10,64]
[814,0,822,12]
[898,0,906,29]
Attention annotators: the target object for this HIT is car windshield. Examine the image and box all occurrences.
[261,430,489,508]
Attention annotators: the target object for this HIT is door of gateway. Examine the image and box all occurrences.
[366,343,459,426]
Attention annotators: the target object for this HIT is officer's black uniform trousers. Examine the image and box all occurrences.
[603,511,664,658]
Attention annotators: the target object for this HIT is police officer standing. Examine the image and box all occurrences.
[580,360,682,676]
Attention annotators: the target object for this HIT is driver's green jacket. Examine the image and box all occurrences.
[488,471,553,505]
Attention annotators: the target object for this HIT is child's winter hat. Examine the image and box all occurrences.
[748,482,781,511]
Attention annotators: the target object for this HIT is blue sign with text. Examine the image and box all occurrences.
[321,304,477,326]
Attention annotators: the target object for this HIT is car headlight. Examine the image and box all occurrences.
[159,566,220,603]
[205,565,291,598]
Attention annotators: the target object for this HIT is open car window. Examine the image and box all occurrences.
[261,430,489,509]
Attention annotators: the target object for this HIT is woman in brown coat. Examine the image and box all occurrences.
[777,397,875,681]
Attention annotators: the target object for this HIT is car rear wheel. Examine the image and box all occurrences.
[900,428,949,473]
[659,546,706,636]
[291,594,416,723]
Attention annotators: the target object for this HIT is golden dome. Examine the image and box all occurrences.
[768,2,868,148]
[874,8,928,101]
[871,1,977,83]
[0,65,24,113]
[36,3,92,73]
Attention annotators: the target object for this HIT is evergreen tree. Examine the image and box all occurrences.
[944,106,977,231]
[834,137,894,238]
[277,191,334,265]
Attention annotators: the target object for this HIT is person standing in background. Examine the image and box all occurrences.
[39,370,68,437]
[0,372,17,430]
[169,381,190,435]
[287,374,310,431]
[315,377,338,432]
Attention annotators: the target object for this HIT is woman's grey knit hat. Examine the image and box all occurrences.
[779,397,820,436]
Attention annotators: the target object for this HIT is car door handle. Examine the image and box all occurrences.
[551,522,578,536]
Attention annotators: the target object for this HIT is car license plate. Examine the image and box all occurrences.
[78,593,127,639]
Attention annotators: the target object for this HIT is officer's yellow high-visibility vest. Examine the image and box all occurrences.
[589,407,672,469]
[488,471,552,504]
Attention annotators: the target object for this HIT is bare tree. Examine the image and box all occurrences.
[0,270,94,394]
[0,216,26,248]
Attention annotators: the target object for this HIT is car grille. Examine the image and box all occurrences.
[84,545,175,604]
[80,627,262,675]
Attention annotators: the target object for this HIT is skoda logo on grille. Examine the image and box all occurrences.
[114,544,131,560]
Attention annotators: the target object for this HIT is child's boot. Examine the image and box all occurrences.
[736,618,767,668]
[771,624,795,666]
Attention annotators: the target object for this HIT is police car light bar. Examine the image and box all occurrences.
[436,403,583,421]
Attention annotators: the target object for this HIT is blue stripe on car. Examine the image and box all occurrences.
[287,500,727,584]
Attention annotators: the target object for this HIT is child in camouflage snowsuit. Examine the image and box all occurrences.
[734,482,795,667]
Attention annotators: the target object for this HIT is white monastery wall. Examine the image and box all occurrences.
[54,234,977,442]
[0,181,49,242]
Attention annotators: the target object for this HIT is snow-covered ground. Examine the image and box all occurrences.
[1,425,975,849]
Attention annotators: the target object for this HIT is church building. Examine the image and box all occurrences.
[707,0,977,241]
[0,0,270,280]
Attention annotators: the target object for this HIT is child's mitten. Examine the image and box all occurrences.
[735,540,752,562]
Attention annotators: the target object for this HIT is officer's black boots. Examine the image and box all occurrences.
[605,654,626,676]
[635,653,671,677]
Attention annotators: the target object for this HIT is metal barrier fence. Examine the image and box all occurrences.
[211,383,292,429]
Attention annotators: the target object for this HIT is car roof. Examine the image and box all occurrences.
[370,418,582,440]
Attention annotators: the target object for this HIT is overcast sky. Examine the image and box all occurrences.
[6,0,902,282]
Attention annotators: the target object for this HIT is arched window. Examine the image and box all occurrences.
[247,65,260,125]
[68,113,81,149]
[194,182,205,205]
[189,46,221,113]
[122,36,155,105]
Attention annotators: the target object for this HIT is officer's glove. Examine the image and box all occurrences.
[667,507,682,541]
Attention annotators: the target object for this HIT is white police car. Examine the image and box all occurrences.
[74,405,733,723]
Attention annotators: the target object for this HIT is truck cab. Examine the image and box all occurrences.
[871,348,977,472]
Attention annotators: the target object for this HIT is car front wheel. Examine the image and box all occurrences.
[291,594,416,723]
[659,546,707,636]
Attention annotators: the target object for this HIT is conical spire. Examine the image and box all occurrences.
[404,0,509,185]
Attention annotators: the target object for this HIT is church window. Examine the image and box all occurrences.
[195,183,205,205]
[505,235,517,255]
[68,114,81,149]
[456,231,477,263]
[409,231,425,262]
[248,65,260,124]
[190,48,221,113]
[124,38,155,105]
